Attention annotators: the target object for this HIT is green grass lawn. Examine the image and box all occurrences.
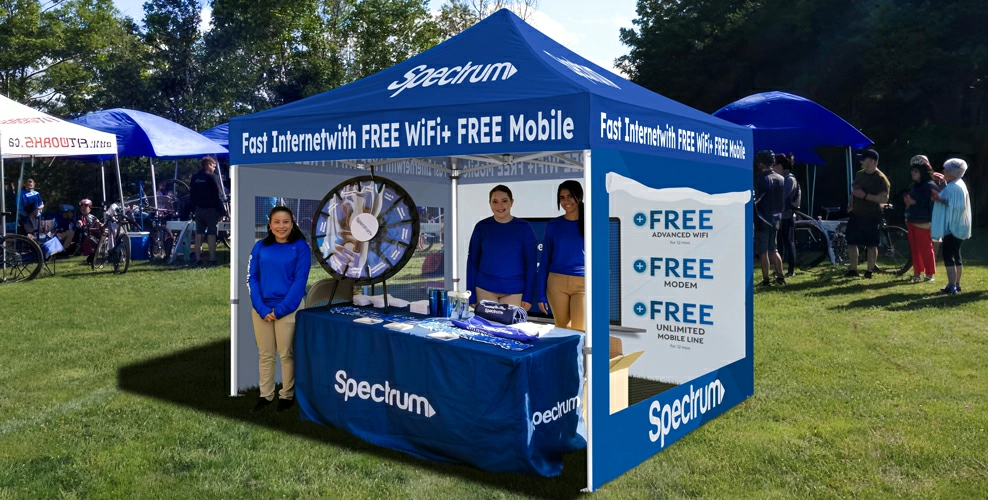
[2,241,987,499]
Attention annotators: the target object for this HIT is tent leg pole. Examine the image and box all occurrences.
[150,159,159,214]
[449,158,458,292]
[229,164,240,397]
[115,156,125,209]
[101,162,107,205]
[1,153,5,234]
[15,160,25,232]
[582,149,594,492]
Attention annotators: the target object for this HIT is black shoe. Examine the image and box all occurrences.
[756,279,772,287]
[276,398,295,412]
[785,271,795,278]
[206,260,218,267]
[774,276,787,286]
[863,270,873,279]
[250,397,273,414]
[844,269,859,277]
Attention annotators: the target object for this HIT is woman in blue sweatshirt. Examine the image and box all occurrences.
[466,185,537,310]
[247,206,311,413]
[536,180,586,331]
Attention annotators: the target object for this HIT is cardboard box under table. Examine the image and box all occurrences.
[293,306,587,476]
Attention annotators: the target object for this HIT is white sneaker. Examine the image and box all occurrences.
[924,276,935,282]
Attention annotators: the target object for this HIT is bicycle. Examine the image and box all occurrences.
[824,206,910,274]
[0,211,43,282]
[91,204,133,274]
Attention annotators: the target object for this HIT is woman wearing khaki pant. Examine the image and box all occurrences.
[247,206,311,413]
[536,181,586,332]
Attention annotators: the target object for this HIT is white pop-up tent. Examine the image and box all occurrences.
[0,95,121,231]
[228,9,754,491]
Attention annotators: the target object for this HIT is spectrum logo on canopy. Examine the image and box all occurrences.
[387,62,519,97]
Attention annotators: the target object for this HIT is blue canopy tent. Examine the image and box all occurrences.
[70,109,228,213]
[201,122,229,149]
[713,91,873,216]
[230,9,754,490]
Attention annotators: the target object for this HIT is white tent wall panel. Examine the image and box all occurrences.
[232,162,454,392]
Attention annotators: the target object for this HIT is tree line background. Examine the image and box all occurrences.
[3,0,985,226]
[619,0,987,224]
[1,0,534,210]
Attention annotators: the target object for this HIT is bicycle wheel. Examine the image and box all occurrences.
[875,226,909,273]
[148,226,173,262]
[793,222,830,269]
[1,234,43,282]
[112,229,131,274]
[831,224,849,264]
[92,231,110,270]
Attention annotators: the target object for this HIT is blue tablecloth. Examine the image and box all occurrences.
[294,306,586,476]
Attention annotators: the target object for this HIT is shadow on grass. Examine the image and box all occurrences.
[117,340,586,499]
[836,289,988,311]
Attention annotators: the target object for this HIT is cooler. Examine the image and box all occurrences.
[128,231,150,260]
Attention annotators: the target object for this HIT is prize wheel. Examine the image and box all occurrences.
[311,175,420,285]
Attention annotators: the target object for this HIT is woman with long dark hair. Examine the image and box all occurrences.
[902,155,940,283]
[466,184,538,309]
[536,180,586,331]
[247,206,311,413]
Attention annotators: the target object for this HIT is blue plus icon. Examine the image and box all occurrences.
[633,302,647,316]
[633,212,647,227]
[634,259,647,273]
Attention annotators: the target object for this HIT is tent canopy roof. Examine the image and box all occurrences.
[202,123,229,148]
[713,91,872,165]
[71,108,227,160]
[230,9,751,169]
[0,95,117,158]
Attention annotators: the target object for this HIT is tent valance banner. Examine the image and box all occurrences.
[0,95,117,158]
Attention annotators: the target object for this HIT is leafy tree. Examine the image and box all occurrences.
[142,0,205,128]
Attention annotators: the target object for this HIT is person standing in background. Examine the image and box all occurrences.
[844,149,890,278]
[931,159,972,295]
[753,151,786,286]
[773,154,800,277]
[188,156,227,266]
[536,180,586,331]
[902,156,940,283]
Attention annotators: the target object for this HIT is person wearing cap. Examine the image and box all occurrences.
[901,155,940,283]
[845,149,890,278]
[53,205,77,252]
[930,158,971,295]
[75,199,102,262]
[753,150,786,286]
[772,154,801,277]
[189,156,227,266]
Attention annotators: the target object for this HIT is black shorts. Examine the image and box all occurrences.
[195,208,220,236]
[845,212,881,247]
[754,220,778,254]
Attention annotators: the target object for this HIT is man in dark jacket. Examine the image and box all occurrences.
[189,156,227,265]
[773,154,801,277]
[753,150,786,286]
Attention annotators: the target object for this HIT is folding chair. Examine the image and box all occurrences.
[34,219,61,276]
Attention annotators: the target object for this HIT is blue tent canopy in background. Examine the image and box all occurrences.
[201,123,229,148]
[70,108,228,159]
[713,91,872,165]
